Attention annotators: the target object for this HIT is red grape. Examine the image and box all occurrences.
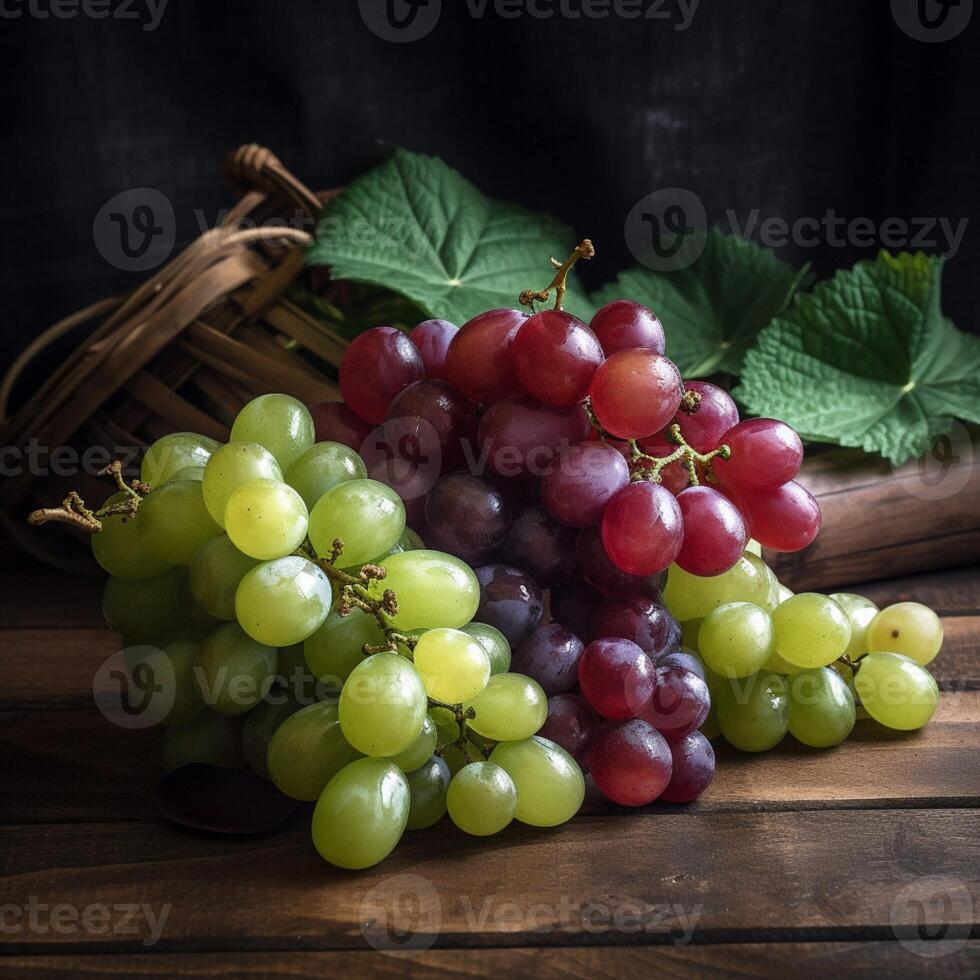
[639,665,710,739]
[512,309,604,406]
[409,319,457,379]
[502,505,577,587]
[674,486,746,576]
[590,594,678,657]
[541,441,630,527]
[737,479,821,552]
[589,349,683,439]
[424,473,512,565]
[589,718,672,805]
[713,418,804,490]
[657,649,707,682]
[539,694,601,769]
[659,731,715,803]
[674,381,740,453]
[384,379,475,472]
[308,400,372,452]
[590,300,665,356]
[578,637,655,719]
[601,481,684,576]
[575,526,666,598]
[446,308,526,403]
[339,326,425,425]
[512,623,585,696]
[474,564,544,647]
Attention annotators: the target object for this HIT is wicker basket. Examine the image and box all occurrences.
[0,144,349,572]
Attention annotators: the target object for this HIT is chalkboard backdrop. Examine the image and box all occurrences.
[1,0,976,399]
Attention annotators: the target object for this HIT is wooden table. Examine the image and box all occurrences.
[1,555,977,978]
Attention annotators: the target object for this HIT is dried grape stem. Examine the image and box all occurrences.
[519,239,595,311]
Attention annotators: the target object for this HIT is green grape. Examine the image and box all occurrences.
[447,761,518,836]
[853,652,939,731]
[339,653,428,757]
[466,673,548,742]
[285,441,367,510]
[441,740,486,775]
[91,493,172,579]
[141,432,221,487]
[309,479,405,568]
[787,668,856,747]
[399,527,426,551]
[176,572,222,634]
[304,607,385,691]
[698,603,775,678]
[830,593,879,659]
[367,550,480,630]
[235,556,332,646]
[429,707,460,749]
[680,618,703,653]
[223,478,309,561]
[202,441,283,527]
[230,394,316,472]
[866,602,943,666]
[159,631,206,725]
[162,712,245,772]
[776,584,795,604]
[196,622,278,716]
[167,465,205,483]
[413,628,491,703]
[765,648,805,675]
[189,534,261,621]
[387,715,438,772]
[716,671,789,752]
[311,758,409,869]
[771,593,852,669]
[241,694,302,778]
[489,736,584,827]
[460,623,511,675]
[276,643,314,691]
[745,553,781,612]
[102,567,184,642]
[267,701,360,800]
[745,538,762,557]
[663,553,772,622]
[405,755,451,829]
[139,479,223,566]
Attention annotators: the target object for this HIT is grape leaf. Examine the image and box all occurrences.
[590,231,811,378]
[734,252,980,465]
[306,149,591,325]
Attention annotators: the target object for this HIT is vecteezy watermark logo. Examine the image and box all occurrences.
[625,188,708,272]
[892,418,975,502]
[359,874,442,953]
[890,876,974,957]
[93,188,176,272]
[891,0,973,42]
[0,897,171,947]
[93,646,175,730]
[0,0,170,31]
[359,0,442,42]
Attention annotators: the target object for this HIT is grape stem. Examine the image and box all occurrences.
[519,239,595,312]
[837,654,863,674]
[26,461,150,532]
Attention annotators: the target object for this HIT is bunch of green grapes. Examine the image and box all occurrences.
[663,545,943,752]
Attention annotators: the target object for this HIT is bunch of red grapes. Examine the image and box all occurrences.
[310,284,820,808]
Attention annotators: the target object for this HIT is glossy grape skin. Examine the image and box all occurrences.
[387,715,438,773]
[772,593,852,669]
[340,326,425,425]
[460,622,512,675]
[716,671,790,752]
[662,553,773,622]
[828,593,879,659]
[853,652,939,731]
[139,479,223,566]
[142,633,205,726]
[658,648,707,682]
[477,395,591,478]
[589,719,672,806]
[189,535,261,621]
[311,757,409,869]
[308,400,372,452]
[660,731,715,803]
[579,638,656,720]
[512,623,585,696]
[367,458,430,531]
[413,628,491,703]
[141,432,221,487]
[339,653,428,757]
[466,672,548,741]
[698,602,776,679]
[672,382,740,453]
[787,668,856,747]
[383,378,475,472]
[601,482,684,576]
[302,609,382,692]
[550,577,603,639]
[409,318,458,379]
[202,442,283,528]
[102,567,185,643]
[423,473,511,564]
[196,622,278,716]
[713,418,804,491]
[309,478,405,568]
[512,309,604,406]
[590,594,677,657]
[866,602,943,666]
[489,736,584,826]
[502,505,577,587]
[539,694,601,768]
[640,665,711,739]
[447,762,518,836]
[162,712,245,772]
[266,701,359,800]
[405,755,452,829]
[92,493,172,580]
[589,349,683,439]
[241,694,301,776]
[445,308,526,403]
[235,556,332,647]
[230,394,316,471]
[223,479,309,561]
[737,480,821,553]
[285,442,367,511]
[589,300,665,356]
[474,564,544,647]
[674,486,746,577]
[575,526,665,598]
[541,441,630,527]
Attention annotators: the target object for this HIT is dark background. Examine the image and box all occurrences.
[1,0,976,395]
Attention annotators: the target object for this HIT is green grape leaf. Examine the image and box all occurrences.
[590,231,811,378]
[306,148,591,325]
[734,252,980,465]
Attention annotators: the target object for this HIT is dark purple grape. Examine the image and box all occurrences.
[550,577,603,639]
[541,441,631,528]
[575,526,665,599]
[308,400,372,452]
[639,666,711,739]
[502,505,577,587]
[474,564,544,648]
[384,379,476,472]
[656,649,706,682]
[511,623,585,696]
[425,473,512,564]
[590,593,677,657]
[539,694,601,769]
[660,731,715,803]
